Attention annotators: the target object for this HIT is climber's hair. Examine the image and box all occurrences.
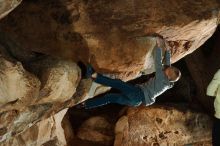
[165,66,181,82]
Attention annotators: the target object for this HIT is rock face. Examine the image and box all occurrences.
[0,0,219,145]
[77,116,114,146]
[0,42,113,144]
[0,0,22,20]
[114,105,212,146]
[0,46,81,143]
[29,57,81,104]
[0,0,219,80]
[0,55,40,107]
[1,108,74,146]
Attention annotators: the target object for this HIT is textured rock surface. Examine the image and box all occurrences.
[0,0,22,20]
[1,108,74,146]
[0,0,219,145]
[0,56,40,107]
[62,113,75,146]
[0,47,81,143]
[29,57,81,104]
[114,105,212,146]
[0,0,219,80]
[77,116,114,146]
[0,45,112,144]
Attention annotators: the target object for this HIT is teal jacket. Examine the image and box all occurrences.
[138,48,173,106]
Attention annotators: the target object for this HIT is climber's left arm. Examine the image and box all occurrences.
[164,48,171,66]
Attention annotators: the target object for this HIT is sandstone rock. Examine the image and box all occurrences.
[0,0,219,145]
[114,104,212,146]
[29,57,81,104]
[62,113,75,146]
[0,0,219,80]
[77,116,114,146]
[1,103,53,143]
[0,110,19,138]
[0,0,22,20]
[0,31,43,64]
[1,108,74,146]
[0,55,40,109]
[0,53,113,144]
[0,49,82,143]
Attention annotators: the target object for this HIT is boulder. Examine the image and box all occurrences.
[0,44,112,144]
[77,116,114,146]
[114,104,212,146]
[0,54,40,110]
[0,48,81,143]
[0,0,219,145]
[0,0,219,80]
[29,57,81,104]
[0,108,74,146]
[0,0,22,20]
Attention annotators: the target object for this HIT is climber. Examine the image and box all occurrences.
[206,69,220,146]
[83,37,181,109]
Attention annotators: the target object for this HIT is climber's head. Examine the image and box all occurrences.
[164,66,181,82]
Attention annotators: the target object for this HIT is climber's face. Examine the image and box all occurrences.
[164,67,181,82]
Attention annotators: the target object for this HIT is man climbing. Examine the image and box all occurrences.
[206,69,220,146]
[83,37,181,109]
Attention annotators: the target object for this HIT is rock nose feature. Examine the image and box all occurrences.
[0,0,219,80]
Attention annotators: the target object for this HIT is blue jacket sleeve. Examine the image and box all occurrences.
[164,50,171,66]
[154,48,163,71]
[154,47,164,85]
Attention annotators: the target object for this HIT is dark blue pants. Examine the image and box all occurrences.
[85,74,144,109]
[213,117,220,146]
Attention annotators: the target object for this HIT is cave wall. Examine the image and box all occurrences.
[0,0,219,145]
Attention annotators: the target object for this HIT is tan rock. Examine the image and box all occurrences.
[0,0,22,20]
[77,116,114,146]
[0,0,219,145]
[114,105,212,146]
[29,57,81,104]
[0,0,219,80]
[0,53,81,143]
[0,110,18,138]
[62,113,75,146]
[1,108,74,146]
[0,55,40,108]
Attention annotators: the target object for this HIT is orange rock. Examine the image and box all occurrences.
[77,116,114,146]
[1,108,74,146]
[0,0,219,80]
[115,105,212,146]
